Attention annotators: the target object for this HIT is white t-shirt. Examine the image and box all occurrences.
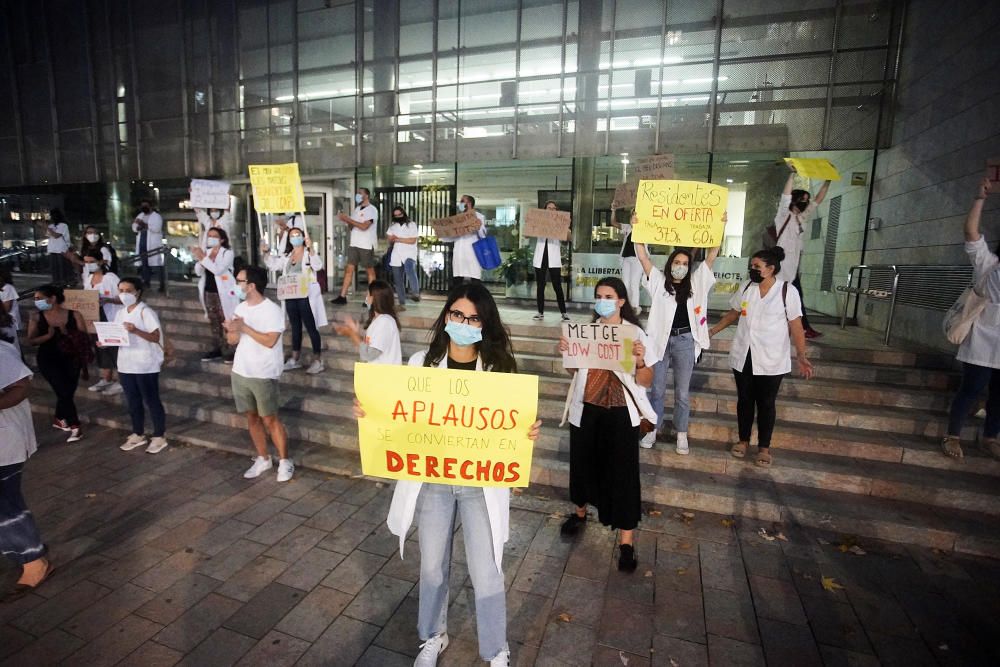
[114,304,164,375]
[47,223,70,254]
[1,283,21,333]
[0,340,36,466]
[364,314,402,365]
[86,271,122,322]
[349,204,379,250]
[728,280,803,376]
[387,222,419,266]
[232,298,286,379]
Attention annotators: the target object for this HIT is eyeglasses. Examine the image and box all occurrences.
[448,309,481,326]
[236,279,248,285]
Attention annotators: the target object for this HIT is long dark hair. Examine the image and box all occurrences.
[592,277,641,326]
[207,226,231,249]
[391,204,410,223]
[365,279,399,330]
[663,248,693,303]
[425,282,516,373]
[0,266,12,287]
[284,226,305,255]
[81,226,107,256]
[35,284,66,304]
[752,246,785,275]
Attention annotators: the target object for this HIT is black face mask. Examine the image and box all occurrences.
[794,199,810,212]
[393,215,405,221]
[141,205,151,214]
[748,268,764,283]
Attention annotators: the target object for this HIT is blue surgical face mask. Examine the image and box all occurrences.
[290,236,304,247]
[236,286,247,301]
[444,321,483,347]
[594,299,618,318]
[35,299,52,311]
[206,237,220,248]
[456,202,467,213]
[354,193,363,204]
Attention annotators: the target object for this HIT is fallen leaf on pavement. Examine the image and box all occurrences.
[758,528,776,541]
[817,538,830,545]
[84,493,97,499]
[721,518,735,527]
[619,650,629,665]
[821,576,845,592]
[670,659,679,667]
[775,532,788,541]
[643,570,653,578]
[675,567,687,576]
[678,541,692,550]
[848,546,867,556]
[648,509,662,517]
[557,612,572,623]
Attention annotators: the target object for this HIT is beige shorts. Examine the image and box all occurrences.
[231,373,281,417]
[347,246,376,268]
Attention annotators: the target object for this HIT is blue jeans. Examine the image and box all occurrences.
[120,372,166,437]
[416,483,506,661]
[947,362,1000,438]
[391,259,420,304]
[0,463,47,566]
[647,332,696,433]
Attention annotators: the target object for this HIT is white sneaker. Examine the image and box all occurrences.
[146,437,169,454]
[88,379,111,392]
[104,382,124,396]
[675,432,690,456]
[283,358,301,371]
[532,313,544,320]
[243,456,273,479]
[120,434,147,451]
[489,645,511,667]
[305,360,324,375]
[276,458,295,482]
[640,431,656,449]
[414,633,449,667]
[67,428,83,443]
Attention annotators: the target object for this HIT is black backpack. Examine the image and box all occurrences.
[105,244,120,275]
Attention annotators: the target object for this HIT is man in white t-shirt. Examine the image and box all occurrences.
[331,188,378,305]
[773,168,830,339]
[224,266,294,482]
[45,209,72,285]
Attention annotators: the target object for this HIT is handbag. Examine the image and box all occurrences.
[613,374,656,434]
[942,271,992,345]
[762,214,792,250]
[472,236,502,270]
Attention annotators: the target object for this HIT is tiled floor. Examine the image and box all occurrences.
[3,418,999,666]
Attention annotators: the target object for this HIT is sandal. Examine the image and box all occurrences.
[1,561,55,604]
[941,436,963,460]
[730,441,748,458]
[755,448,773,467]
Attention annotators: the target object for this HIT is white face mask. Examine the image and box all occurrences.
[86,233,99,243]
[83,263,98,274]
[671,265,689,280]
[118,292,137,307]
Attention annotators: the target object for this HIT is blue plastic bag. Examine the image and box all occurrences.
[472,236,501,270]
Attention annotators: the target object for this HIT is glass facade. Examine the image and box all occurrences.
[0,0,903,316]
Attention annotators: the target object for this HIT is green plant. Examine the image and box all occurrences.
[497,245,534,286]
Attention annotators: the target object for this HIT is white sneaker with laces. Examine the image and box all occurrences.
[67,428,83,443]
[276,458,295,482]
[532,313,544,320]
[243,456,273,479]
[489,645,511,667]
[283,358,302,371]
[146,437,169,454]
[104,382,124,396]
[675,432,690,455]
[305,359,324,375]
[121,434,147,451]
[88,379,111,392]
[414,633,449,667]
[640,431,656,449]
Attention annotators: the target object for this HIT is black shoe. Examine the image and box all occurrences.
[618,544,638,572]
[408,293,421,302]
[560,513,586,537]
[331,295,348,305]
[201,349,222,361]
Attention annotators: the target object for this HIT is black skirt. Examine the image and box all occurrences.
[569,403,641,531]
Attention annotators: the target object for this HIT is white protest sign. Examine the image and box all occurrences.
[277,272,311,300]
[561,322,639,373]
[190,179,232,209]
[94,322,130,347]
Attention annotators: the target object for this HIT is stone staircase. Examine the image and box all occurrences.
[23,286,1000,558]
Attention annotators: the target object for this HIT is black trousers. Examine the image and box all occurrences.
[792,274,811,330]
[535,248,566,314]
[732,352,784,448]
[450,276,481,288]
[286,297,322,355]
[569,403,641,530]
[38,355,81,426]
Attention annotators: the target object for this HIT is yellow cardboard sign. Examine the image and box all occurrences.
[248,163,306,213]
[633,180,728,248]
[783,158,841,181]
[354,363,539,487]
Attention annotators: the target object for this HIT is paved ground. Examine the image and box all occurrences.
[3,418,1000,667]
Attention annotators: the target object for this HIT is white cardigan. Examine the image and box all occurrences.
[194,247,240,320]
[957,235,1000,369]
[532,237,562,269]
[264,251,329,328]
[385,350,509,574]
[642,261,716,360]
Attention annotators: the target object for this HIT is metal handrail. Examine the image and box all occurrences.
[121,245,169,264]
[837,264,899,345]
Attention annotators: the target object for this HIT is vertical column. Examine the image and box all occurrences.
[570,0,605,251]
[371,0,399,168]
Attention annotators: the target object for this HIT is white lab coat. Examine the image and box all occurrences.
[643,262,716,360]
[132,211,165,267]
[194,247,240,320]
[727,279,803,376]
[195,209,234,250]
[773,194,818,282]
[443,211,486,280]
[274,215,307,254]
[957,235,1000,369]
[532,237,562,269]
[263,251,329,328]
[386,350,509,573]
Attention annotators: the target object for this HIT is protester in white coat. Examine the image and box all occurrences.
[612,211,643,315]
[943,177,1000,460]
[194,207,233,250]
[444,194,486,288]
[264,227,328,374]
[193,227,240,362]
[352,283,541,667]
[532,200,569,322]
[83,250,123,396]
[132,198,165,291]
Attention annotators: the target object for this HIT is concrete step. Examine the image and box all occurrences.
[29,389,1000,558]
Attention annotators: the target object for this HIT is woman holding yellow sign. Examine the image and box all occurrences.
[558,277,658,572]
[263,227,327,374]
[352,283,542,667]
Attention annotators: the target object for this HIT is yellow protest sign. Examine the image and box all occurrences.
[248,163,306,213]
[633,180,728,248]
[783,158,841,181]
[354,363,539,487]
